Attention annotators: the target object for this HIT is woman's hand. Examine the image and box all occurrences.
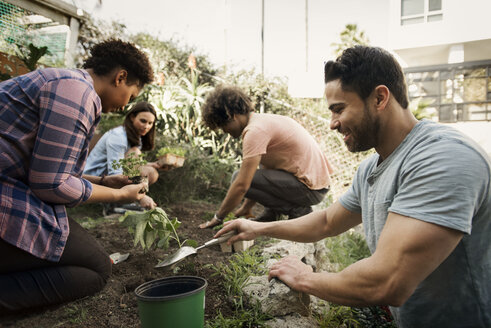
[103,174,132,189]
[118,183,147,203]
[139,195,157,209]
[149,161,174,171]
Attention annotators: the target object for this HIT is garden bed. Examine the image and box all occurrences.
[0,202,236,328]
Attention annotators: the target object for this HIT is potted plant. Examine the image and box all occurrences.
[112,153,149,192]
[156,146,187,168]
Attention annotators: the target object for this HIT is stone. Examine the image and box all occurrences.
[220,242,233,253]
[262,240,315,261]
[265,313,319,328]
[233,239,254,252]
[243,275,311,317]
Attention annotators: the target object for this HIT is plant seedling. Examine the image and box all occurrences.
[157,146,187,157]
[112,154,149,192]
[156,146,187,167]
[119,207,195,252]
[112,153,148,178]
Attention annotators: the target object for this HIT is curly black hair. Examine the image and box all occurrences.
[324,45,409,109]
[201,85,253,130]
[83,39,154,87]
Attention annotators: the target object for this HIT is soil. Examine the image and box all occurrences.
[0,202,241,328]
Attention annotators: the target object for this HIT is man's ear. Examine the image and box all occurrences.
[374,85,390,110]
[114,69,128,86]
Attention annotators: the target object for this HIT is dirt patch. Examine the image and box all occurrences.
[0,202,238,328]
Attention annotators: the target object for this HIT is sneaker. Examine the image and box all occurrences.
[252,207,280,222]
[102,203,115,216]
[287,206,313,219]
[113,202,145,214]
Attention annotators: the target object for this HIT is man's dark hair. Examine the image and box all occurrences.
[202,85,253,129]
[324,46,409,109]
[124,101,156,151]
[83,39,154,87]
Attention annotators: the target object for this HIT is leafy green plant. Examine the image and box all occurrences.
[63,304,88,325]
[331,23,370,57]
[206,247,271,327]
[324,229,371,271]
[157,146,187,157]
[315,230,395,327]
[119,207,188,252]
[15,43,50,71]
[205,302,272,328]
[409,97,436,120]
[314,301,359,328]
[112,154,147,178]
[207,247,267,308]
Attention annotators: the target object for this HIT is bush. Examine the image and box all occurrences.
[148,147,238,205]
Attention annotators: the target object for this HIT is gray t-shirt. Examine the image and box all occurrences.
[339,120,490,328]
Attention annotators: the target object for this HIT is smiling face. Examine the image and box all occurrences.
[130,111,155,137]
[325,79,380,152]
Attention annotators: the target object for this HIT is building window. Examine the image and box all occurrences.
[405,61,491,122]
[401,0,442,25]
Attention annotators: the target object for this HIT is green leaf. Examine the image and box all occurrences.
[185,239,198,248]
[135,220,147,248]
[145,230,157,249]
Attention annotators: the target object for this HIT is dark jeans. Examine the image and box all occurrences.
[0,217,111,313]
[232,169,329,214]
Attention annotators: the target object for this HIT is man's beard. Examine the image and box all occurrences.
[346,104,379,153]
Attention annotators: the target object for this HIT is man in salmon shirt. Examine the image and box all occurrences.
[199,85,333,228]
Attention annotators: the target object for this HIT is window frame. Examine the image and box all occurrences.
[401,0,443,25]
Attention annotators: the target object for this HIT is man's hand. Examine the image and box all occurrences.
[103,174,132,189]
[268,255,313,290]
[214,218,261,244]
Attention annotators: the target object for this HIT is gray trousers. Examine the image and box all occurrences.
[232,169,328,214]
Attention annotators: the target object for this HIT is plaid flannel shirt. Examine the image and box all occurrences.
[0,68,101,261]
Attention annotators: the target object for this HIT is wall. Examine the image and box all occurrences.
[388,0,491,51]
[446,122,491,159]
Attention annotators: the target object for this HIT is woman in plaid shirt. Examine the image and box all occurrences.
[0,39,154,313]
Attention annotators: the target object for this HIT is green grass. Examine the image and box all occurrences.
[324,229,371,271]
[205,246,272,327]
[314,230,396,327]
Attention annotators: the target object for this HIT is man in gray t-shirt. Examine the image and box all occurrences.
[215,46,490,328]
[339,120,490,327]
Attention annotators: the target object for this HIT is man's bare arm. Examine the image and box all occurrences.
[271,212,464,307]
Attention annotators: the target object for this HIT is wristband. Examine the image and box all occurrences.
[100,174,107,186]
[214,213,224,222]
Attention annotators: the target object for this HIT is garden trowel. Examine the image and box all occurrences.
[155,231,236,269]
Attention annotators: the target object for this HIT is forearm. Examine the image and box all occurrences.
[83,174,104,185]
[217,182,248,219]
[84,183,128,203]
[256,202,361,243]
[257,210,332,242]
[297,257,395,306]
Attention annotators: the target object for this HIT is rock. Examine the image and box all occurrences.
[233,239,254,252]
[243,275,310,317]
[220,242,233,253]
[265,313,319,328]
[262,240,315,261]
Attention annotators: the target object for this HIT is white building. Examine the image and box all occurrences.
[387,0,491,155]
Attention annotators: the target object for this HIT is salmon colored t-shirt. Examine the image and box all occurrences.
[242,113,333,190]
